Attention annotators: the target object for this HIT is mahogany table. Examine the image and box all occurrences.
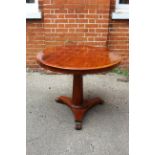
[36,45,121,130]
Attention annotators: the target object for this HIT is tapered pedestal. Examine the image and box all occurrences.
[56,75,103,130]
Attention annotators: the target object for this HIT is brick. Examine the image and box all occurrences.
[85,24,99,28]
[54,0,67,4]
[96,29,108,33]
[76,19,88,23]
[44,14,57,18]
[96,19,109,23]
[55,19,68,23]
[58,24,65,28]
[79,24,85,28]
[89,19,95,23]
[68,19,76,23]
[68,9,75,13]
[55,9,67,13]
[65,14,78,18]
[56,29,68,33]
[44,24,58,28]
[88,9,96,13]
[65,24,77,28]
[69,29,75,32]
[58,14,65,18]
[76,29,88,32]
[66,0,85,4]
[78,14,85,18]
[86,14,98,18]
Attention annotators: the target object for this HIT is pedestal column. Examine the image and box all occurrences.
[72,75,83,107]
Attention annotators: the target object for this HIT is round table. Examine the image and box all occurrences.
[36,45,121,130]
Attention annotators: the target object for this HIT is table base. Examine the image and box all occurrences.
[56,96,103,130]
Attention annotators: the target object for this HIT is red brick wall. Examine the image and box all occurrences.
[26,0,129,71]
[108,0,129,69]
[26,0,45,70]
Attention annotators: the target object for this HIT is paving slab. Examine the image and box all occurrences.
[26,72,129,155]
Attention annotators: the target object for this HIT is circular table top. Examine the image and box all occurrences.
[36,45,121,74]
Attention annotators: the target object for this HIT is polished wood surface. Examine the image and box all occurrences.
[36,45,121,130]
[37,45,121,74]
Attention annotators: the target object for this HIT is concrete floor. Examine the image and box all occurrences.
[26,72,129,155]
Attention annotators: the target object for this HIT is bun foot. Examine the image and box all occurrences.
[55,96,72,106]
[55,98,62,103]
[75,121,82,130]
[99,99,104,104]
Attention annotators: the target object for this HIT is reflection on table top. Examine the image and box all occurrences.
[37,45,121,71]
